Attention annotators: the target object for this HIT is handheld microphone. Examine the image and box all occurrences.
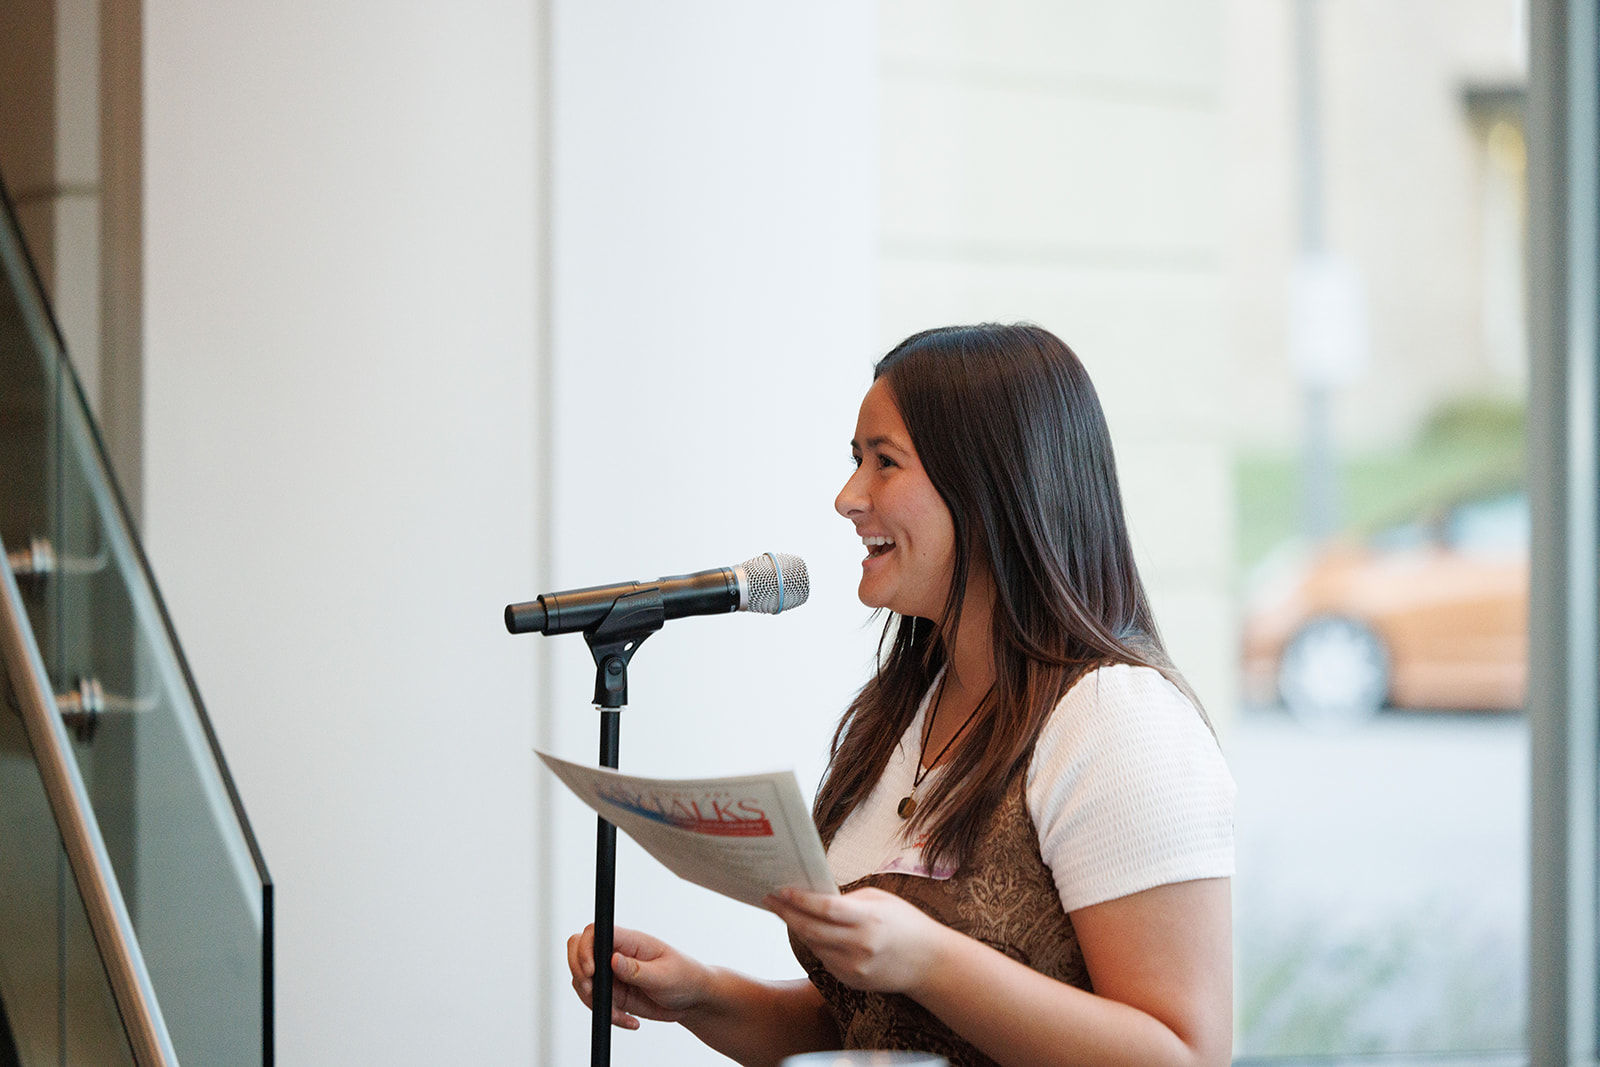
[503,552,809,636]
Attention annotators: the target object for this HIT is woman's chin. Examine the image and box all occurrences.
[855,580,892,612]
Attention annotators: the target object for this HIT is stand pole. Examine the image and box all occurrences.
[591,707,621,1067]
[506,583,671,1067]
[579,588,662,1067]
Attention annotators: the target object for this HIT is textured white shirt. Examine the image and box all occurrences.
[826,664,1236,912]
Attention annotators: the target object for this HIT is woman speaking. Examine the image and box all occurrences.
[568,323,1235,1067]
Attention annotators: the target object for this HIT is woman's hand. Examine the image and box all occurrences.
[567,921,841,1064]
[774,879,1232,1067]
[766,886,951,995]
[566,924,713,1030]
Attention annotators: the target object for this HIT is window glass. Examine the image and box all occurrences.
[878,0,1527,1058]
[1229,0,1529,1056]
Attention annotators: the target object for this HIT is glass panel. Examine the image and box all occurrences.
[44,344,267,1067]
[874,1,1530,1062]
[0,183,272,1065]
[0,655,137,1067]
[1229,2,1530,1056]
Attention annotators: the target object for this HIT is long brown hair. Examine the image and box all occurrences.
[813,324,1204,873]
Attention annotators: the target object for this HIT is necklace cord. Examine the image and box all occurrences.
[900,676,995,819]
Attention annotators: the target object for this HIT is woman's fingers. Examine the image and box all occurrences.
[769,886,839,913]
[567,925,596,980]
[565,926,710,1026]
[768,887,854,925]
[769,890,877,974]
[566,925,645,1027]
[609,926,660,963]
[770,887,947,994]
[607,943,700,1017]
[607,964,653,1030]
[567,947,653,1030]
[567,926,596,1009]
[768,888,875,950]
[611,951,644,985]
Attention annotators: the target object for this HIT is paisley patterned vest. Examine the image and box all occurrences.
[790,772,1091,1067]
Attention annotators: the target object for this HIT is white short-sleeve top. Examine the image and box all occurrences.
[825,663,1236,913]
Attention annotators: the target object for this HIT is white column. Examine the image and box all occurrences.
[144,3,541,1062]
[546,3,877,1064]
[144,2,876,1064]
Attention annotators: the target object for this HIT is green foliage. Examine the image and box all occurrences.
[1236,904,1525,1057]
[1418,395,1526,450]
[1237,396,1526,570]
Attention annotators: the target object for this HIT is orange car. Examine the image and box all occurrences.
[1240,492,1529,725]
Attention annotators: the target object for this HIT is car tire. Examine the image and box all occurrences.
[1277,616,1390,728]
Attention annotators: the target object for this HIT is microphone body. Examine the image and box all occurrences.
[504,552,807,635]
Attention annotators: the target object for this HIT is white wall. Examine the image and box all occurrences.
[144,3,540,1062]
[143,2,876,1064]
[545,3,877,1063]
[875,0,1237,724]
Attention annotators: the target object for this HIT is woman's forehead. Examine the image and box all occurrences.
[855,378,905,435]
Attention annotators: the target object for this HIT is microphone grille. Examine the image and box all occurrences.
[738,552,810,614]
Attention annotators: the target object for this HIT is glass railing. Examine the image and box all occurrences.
[0,175,272,1065]
[1,561,153,1066]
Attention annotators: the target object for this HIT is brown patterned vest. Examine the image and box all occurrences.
[790,772,1090,1066]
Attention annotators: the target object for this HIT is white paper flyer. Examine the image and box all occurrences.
[538,751,838,909]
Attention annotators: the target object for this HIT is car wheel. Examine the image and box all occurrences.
[1277,616,1389,728]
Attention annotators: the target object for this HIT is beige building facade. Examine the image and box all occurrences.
[1227,0,1529,453]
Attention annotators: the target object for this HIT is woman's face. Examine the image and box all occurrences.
[835,378,958,621]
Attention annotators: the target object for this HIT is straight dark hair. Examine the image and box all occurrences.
[813,323,1207,873]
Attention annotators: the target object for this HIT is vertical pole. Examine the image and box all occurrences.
[1528,0,1600,1063]
[579,601,657,1067]
[591,707,621,1067]
[1293,0,1325,254]
[1302,384,1337,539]
[1294,0,1339,541]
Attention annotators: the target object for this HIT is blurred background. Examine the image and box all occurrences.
[0,0,1535,1063]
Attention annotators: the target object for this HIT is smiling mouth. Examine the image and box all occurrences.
[863,536,896,559]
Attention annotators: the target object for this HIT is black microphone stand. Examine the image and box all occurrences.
[577,587,665,1067]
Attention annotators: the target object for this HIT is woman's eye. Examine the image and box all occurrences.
[850,453,863,470]
[877,454,896,470]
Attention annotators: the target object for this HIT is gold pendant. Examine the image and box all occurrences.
[897,795,916,819]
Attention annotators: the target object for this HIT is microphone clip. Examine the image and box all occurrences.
[583,587,665,709]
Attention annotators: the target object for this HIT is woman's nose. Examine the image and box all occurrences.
[835,469,867,519]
